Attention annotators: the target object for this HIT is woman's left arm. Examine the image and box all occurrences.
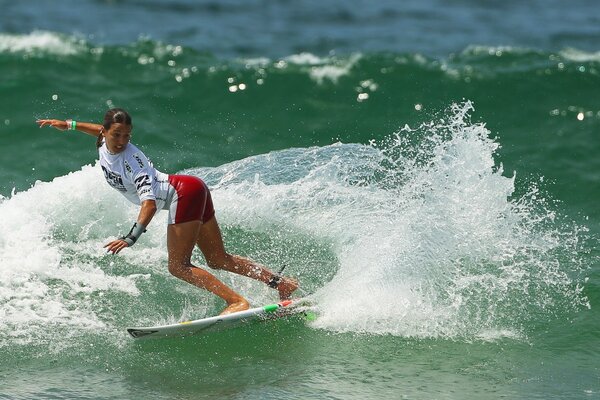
[104,200,157,254]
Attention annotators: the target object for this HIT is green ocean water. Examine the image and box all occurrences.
[1,31,599,399]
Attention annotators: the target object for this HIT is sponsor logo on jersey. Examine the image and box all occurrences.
[101,165,126,192]
[124,160,133,174]
[134,174,152,196]
[133,154,145,169]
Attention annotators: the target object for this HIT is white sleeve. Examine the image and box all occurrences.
[126,151,156,202]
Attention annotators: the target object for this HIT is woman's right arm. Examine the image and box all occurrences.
[36,119,102,138]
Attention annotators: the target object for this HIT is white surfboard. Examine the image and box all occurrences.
[127,298,310,339]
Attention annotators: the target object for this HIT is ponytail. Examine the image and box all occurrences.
[96,129,104,149]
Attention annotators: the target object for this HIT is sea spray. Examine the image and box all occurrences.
[309,102,589,338]
[200,102,589,339]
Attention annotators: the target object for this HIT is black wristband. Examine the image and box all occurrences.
[268,275,281,289]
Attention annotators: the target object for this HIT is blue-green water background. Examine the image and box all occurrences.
[1,1,599,399]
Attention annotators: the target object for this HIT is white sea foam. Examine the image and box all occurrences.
[0,31,83,55]
[285,52,328,65]
[0,164,159,346]
[239,52,361,84]
[308,54,362,84]
[559,48,600,62]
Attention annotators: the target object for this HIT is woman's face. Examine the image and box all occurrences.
[104,123,132,154]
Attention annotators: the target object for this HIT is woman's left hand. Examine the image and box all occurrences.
[104,239,130,254]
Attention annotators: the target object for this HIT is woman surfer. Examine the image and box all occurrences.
[37,108,298,315]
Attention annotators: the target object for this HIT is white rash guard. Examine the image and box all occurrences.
[98,142,173,210]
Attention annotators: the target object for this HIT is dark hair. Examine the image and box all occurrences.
[96,108,133,148]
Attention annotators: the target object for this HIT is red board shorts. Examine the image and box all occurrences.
[167,175,215,225]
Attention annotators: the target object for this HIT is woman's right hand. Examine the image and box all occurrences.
[36,119,68,130]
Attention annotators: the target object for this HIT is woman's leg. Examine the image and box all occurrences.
[167,220,249,314]
[196,216,299,300]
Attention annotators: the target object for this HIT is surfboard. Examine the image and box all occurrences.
[127,298,310,339]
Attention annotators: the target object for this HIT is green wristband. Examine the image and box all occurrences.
[71,120,77,130]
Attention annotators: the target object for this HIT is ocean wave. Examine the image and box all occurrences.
[0,102,591,348]
[2,32,599,85]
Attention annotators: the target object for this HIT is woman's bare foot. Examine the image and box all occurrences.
[220,299,250,315]
[277,277,299,300]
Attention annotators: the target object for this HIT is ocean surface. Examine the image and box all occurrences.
[1,1,599,399]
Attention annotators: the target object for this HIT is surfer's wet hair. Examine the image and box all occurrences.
[96,108,133,148]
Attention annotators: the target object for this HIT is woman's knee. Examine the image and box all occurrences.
[168,260,190,278]
[206,253,234,271]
